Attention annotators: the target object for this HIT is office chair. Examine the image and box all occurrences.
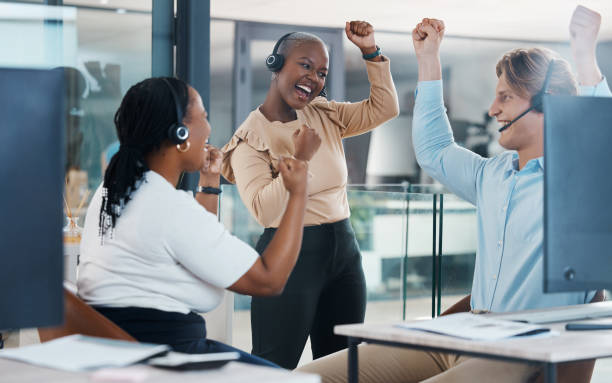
[38,287,135,343]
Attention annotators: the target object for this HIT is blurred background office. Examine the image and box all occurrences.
[1,0,611,375]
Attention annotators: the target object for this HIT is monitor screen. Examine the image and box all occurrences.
[544,94,612,293]
[0,68,64,330]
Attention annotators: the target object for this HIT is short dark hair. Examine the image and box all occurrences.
[276,32,326,58]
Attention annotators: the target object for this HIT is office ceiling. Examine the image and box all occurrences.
[64,0,612,41]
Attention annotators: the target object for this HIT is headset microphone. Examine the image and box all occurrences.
[498,60,556,133]
[498,106,536,132]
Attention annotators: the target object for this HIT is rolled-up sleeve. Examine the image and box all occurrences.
[412,80,487,205]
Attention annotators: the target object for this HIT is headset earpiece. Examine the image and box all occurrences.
[532,93,545,113]
[266,32,296,72]
[167,123,189,145]
[531,59,556,113]
[265,53,285,72]
[161,78,190,145]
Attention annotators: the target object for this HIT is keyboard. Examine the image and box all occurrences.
[490,301,612,324]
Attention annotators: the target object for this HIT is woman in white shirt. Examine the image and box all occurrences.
[78,77,308,367]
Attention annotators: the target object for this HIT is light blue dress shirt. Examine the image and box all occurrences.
[413,78,611,312]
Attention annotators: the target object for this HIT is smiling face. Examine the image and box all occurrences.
[489,73,543,152]
[274,40,329,110]
[181,87,211,172]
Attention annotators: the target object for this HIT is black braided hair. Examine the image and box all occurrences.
[99,77,189,237]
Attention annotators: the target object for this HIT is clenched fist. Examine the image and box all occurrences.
[292,125,321,161]
[412,18,445,59]
[200,144,222,175]
[570,5,601,58]
[279,156,308,196]
[569,5,603,86]
[345,20,380,60]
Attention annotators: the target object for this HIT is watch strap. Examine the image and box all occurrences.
[197,186,222,195]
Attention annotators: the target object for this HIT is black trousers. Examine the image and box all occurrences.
[94,306,277,367]
[251,218,367,369]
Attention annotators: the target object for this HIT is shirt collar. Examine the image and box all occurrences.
[505,153,544,177]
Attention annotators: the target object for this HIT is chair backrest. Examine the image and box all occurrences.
[38,288,136,343]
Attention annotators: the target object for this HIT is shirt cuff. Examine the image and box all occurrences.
[579,76,611,97]
[415,80,444,105]
[364,55,391,84]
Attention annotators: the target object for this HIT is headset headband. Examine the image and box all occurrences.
[272,32,295,56]
[161,78,183,125]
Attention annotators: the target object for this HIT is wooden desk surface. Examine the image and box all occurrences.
[335,319,612,364]
[0,358,320,383]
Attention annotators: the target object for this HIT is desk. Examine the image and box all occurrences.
[0,358,320,382]
[335,317,612,383]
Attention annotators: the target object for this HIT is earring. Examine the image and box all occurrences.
[176,141,191,153]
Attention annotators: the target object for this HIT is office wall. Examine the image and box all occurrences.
[358,35,612,184]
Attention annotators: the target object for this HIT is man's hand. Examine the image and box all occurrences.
[412,18,445,59]
[412,18,445,81]
[292,125,321,162]
[570,5,601,57]
[569,5,603,86]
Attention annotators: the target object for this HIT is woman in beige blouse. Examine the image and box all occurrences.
[222,21,399,369]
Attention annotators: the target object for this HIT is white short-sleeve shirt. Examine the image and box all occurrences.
[77,171,258,314]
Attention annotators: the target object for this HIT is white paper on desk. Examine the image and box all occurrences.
[0,334,169,371]
[397,312,552,341]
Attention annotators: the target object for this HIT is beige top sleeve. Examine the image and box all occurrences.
[331,57,399,138]
[230,142,290,228]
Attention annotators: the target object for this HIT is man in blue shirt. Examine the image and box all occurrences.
[412,14,610,315]
[299,5,610,383]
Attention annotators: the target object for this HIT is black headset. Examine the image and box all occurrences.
[498,59,556,132]
[266,32,295,72]
[161,78,190,144]
[265,32,327,98]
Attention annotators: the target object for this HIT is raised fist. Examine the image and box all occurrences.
[200,144,222,176]
[412,18,445,58]
[570,5,601,58]
[345,20,377,55]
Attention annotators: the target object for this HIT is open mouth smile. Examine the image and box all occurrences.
[295,84,312,100]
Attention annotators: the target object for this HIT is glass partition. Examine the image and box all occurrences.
[219,183,478,363]
[1,1,153,283]
[439,192,477,314]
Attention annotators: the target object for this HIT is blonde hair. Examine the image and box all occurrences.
[495,48,578,100]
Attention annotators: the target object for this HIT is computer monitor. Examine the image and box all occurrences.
[0,67,64,330]
[543,94,612,293]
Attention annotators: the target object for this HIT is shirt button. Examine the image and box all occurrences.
[502,206,507,211]
[492,275,497,280]
[497,240,503,247]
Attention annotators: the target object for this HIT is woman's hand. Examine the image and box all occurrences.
[292,125,321,161]
[199,144,222,186]
[278,156,308,197]
[345,21,378,59]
